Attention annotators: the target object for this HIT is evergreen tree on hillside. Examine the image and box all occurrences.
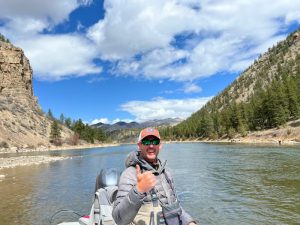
[71,119,107,143]
[64,117,72,129]
[50,120,61,146]
[94,128,106,142]
[81,124,95,143]
[0,33,10,43]
[47,109,55,120]
[284,76,300,119]
[196,109,214,138]
[72,119,85,137]
[59,113,65,124]
[268,81,289,127]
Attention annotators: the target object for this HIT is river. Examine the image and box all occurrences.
[0,143,299,225]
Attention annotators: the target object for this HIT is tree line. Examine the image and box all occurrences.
[48,111,106,146]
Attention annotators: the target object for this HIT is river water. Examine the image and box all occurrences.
[0,143,299,225]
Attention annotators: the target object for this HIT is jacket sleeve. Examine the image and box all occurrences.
[112,167,146,225]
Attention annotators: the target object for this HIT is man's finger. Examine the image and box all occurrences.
[136,164,141,177]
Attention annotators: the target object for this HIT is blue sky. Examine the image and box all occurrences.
[1,0,300,124]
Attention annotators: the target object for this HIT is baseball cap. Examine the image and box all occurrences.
[138,127,160,142]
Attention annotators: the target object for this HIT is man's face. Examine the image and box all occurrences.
[137,135,162,163]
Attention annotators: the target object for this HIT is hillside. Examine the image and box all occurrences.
[161,28,300,141]
[0,40,73,151]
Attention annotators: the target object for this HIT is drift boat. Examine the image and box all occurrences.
[54,169,119,225]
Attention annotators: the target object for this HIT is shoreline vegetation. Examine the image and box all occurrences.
[1,120,300,174]
[1,126,300,173]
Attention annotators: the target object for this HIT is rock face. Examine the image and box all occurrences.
[0,42,33,97]
[0,41,71,149]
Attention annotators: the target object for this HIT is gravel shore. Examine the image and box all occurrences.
[0,155,67,170]
[0,143,119,172]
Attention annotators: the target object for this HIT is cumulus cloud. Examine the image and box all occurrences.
[120,97,212,122]
[1,0,300,81]
[18,34,102,80]
[88,0,300,81]
[0,0,101,80]
[87,0,200,60]
[0,0,77,24]
[183,83,202,94]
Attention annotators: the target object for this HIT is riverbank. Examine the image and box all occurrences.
[170,138,300,146]
[2,121,300,171]
[0,155,67,170]
[0,142,120,172]
[0,142,120,154]
[169,121,300,146]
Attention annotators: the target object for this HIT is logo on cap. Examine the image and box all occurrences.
[147,128,154,132]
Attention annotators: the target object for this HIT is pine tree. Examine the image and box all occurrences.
[284,76,300,119]
[94,128,106,142]
[0,33,10,43]
[64,118,72,128]
[50,120,61,146]
[271,81,289,127]
[47,109,54,120]
[59,113,65,124]
[72,119,85,137]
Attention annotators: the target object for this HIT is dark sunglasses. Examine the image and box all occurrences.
[141,138,160,146]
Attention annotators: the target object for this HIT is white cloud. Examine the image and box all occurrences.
[286,11,300,23]
[88,0,300,81]
[183,83,202,93]
[0,0,101,81]
[18,34,102,80]
[114,47,190,80]
[1,0,300,81]
[87,0,199,59]
[0,0,79,31]
[90,118,110,125]
[120,97,212,122]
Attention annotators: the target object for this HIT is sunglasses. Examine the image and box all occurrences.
[141,138,160,146]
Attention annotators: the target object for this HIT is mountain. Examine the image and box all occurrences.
[91,118,183,143]
[161,28,300,140]
[92,118,182,132]
[0,39,72,150]
[140,118,183,128]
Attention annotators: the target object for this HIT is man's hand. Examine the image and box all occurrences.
[136,164,156,193]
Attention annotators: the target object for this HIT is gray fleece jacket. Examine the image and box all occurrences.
[112,151,195,225]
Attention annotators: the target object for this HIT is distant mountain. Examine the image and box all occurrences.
[161,28,300,140]
[140,118,183,128]
[91,118,182,143]
[91,118,183,132]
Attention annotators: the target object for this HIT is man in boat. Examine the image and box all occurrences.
[112,127,197,225]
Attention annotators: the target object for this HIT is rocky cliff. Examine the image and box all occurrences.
[0,41,71,150]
